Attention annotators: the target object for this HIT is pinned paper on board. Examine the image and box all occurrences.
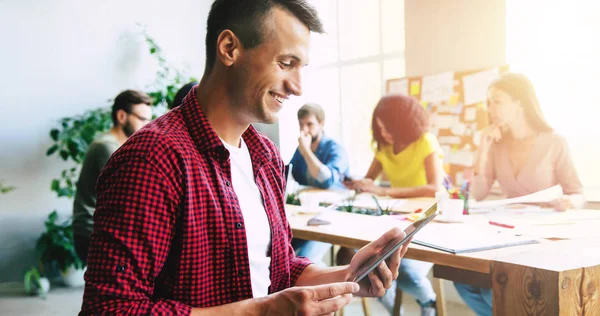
[389,79,409,95]
[462,69,499,105]
[441,145,451,163]
[439,137,461,145]
[410,81,421,96]
[451,123,467,136]
[436,105,453,114]
[455,172,466,186]
[421,72,454,102]
[436,102,463,115]
[464,107,477,122]
[464,125,475,136]
[433,115,457,129]
[450,150,474,167]
[453,102,464,115]
[476,102,486,109]
[449,93,460,106]
[473,131,482,146]
[452,144,459,153]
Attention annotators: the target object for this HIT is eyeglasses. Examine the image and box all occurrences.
[127,111,152,123]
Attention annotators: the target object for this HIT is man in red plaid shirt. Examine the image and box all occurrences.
[80,1,409,315]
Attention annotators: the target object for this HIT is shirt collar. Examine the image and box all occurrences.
[180,85,273,166]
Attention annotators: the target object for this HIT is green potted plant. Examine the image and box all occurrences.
[36,211,85,287]
[23,266,50,298]
[34,27,193,289]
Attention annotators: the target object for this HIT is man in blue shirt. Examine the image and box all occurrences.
[290,103,349,264]
[290,103,349,190]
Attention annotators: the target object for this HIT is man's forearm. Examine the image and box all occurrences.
[299,148,330,181]
[191,297,267,316]
[295,264,349,287]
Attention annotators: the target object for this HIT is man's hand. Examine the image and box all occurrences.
[264,282,359,315]
[298,132,312,153]
[347,227,409,297]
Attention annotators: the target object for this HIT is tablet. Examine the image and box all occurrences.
[347,203,438,283]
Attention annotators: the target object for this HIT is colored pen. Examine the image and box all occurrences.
[489,221,514,229]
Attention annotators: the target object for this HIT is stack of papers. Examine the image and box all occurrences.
[470,185,563,210]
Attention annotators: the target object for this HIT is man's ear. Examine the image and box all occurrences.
[216,30,242,67]
[116,109,127,126]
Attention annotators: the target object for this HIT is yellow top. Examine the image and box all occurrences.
[375,132,442,188]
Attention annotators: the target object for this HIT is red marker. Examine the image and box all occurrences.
[414,208,423,213]
[489,221,514,229]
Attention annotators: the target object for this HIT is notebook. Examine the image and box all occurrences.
[412,224,540,254]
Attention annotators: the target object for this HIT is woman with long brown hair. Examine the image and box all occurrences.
[456,73,585,316]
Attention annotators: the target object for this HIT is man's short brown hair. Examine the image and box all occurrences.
[297,103,325,123]
[111,90,153,125]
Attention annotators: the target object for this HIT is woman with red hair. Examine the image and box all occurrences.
[344,94,445,315]
[346,94,445,198]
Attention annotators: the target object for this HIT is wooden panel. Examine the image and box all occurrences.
[492,262,586,316]
[433,265,492,289]
[582,265,600,315]
[559,269,584,316]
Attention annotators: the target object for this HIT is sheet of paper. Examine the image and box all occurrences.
[451,123,467,136]
[433,115,456,129]
[473,131,482,146]
[438,136,461,145]
[464,125,474,136]
[464,107,477,121]
[455,172,465,186]
[388,79,409,95]
[410,81,421,96]
[441,145,451,163]
[449,93,459,106]
[421,72,454,102]
[449,150,474,166]
[471,185,564,209]
[462,68,499,105]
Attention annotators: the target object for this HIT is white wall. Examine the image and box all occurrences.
[0,0,211,282]
[405,0,505,76]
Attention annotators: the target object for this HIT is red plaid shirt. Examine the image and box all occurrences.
[80,87,311,315]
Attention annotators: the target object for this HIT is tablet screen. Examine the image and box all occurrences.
[348,203,438,282]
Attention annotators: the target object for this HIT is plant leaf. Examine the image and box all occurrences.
[46,145,59,156]
[50,179,60,192]
[50,129,60,141]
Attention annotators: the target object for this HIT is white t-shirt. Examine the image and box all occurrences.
[220,137,272,298]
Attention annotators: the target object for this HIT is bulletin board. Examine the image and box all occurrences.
[385,65,509,186]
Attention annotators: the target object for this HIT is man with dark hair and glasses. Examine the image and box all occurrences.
[73,89,152,263]
[80,1,407,315]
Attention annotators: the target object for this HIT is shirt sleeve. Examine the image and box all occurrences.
[419,132,442,160]
[312,142,349,189]
[554,136,584,196]
[473,145,497,201]
[80,154,191,315]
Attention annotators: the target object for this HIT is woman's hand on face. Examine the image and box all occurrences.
[480,124,503,149]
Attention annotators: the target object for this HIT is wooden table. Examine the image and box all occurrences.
[288,201,600,315]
